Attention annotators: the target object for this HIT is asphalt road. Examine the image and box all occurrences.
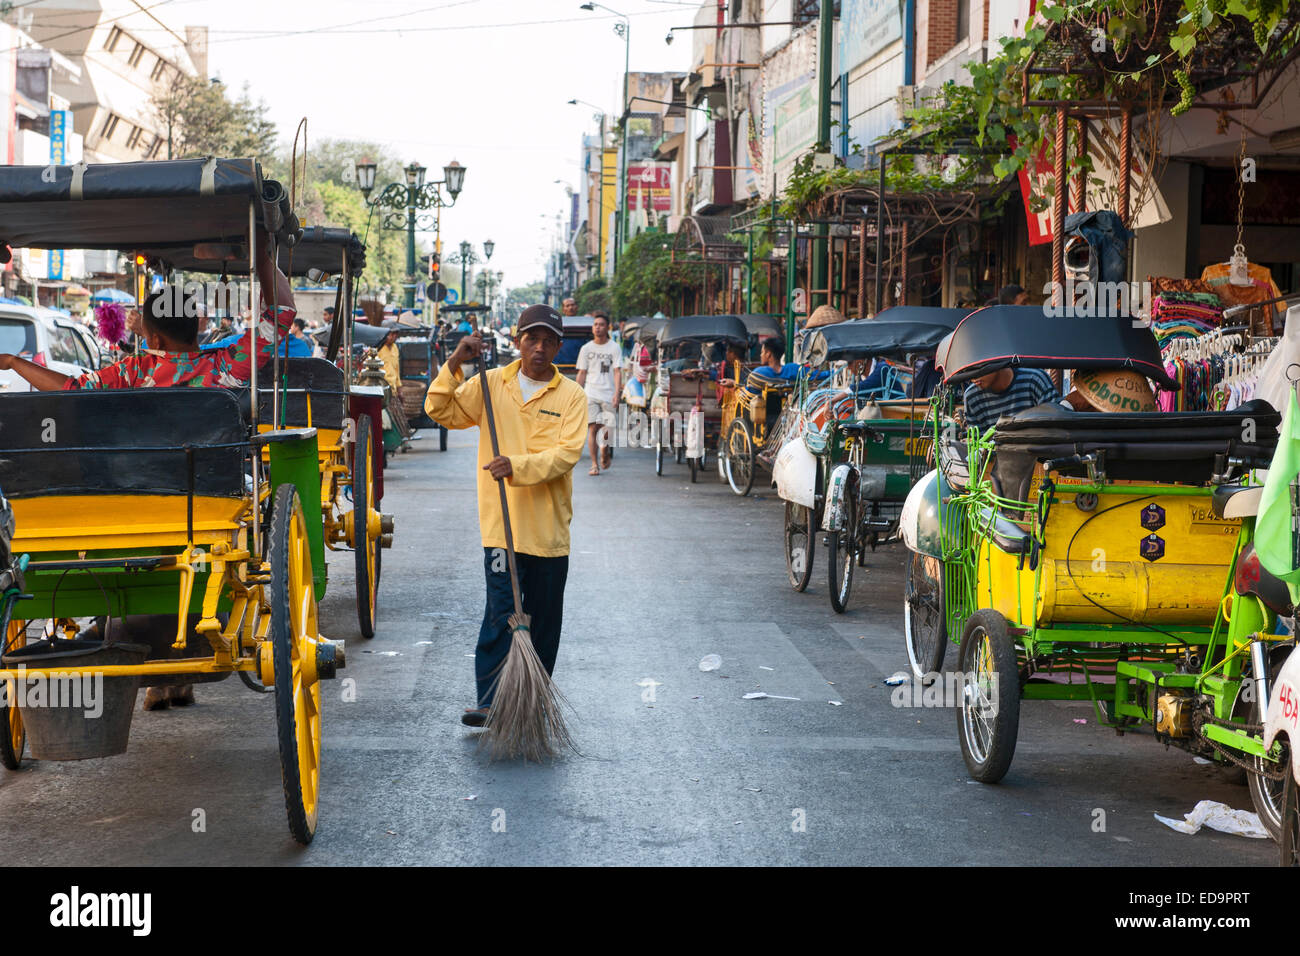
[0,429,1277,866]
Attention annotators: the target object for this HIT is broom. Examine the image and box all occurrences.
[476,354,576,761]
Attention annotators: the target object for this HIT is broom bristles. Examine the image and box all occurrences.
[480,612,577,761]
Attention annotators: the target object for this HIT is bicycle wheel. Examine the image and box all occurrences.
[905,551,947,678]
[784,501,815,592]
[827,475,857,614]
[724,419,755,496]
[956,610,1021,783]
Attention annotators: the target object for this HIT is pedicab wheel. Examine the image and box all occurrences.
[353,414,379,640]
[688,454,698,483]
[956,610,1020,783]
[1247,656,1286,842]
[724,419,755,496]
[439,425,448,452]
[905,551,947,678]
[784,501,815,592]
[269,483,322,845]
[0,619,25,769]
[655,437,664,476]
[675,445,684,465]
[827,474,857,614]
[1281,760,1300,866]
[716,434,727,482]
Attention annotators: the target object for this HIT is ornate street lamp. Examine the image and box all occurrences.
[355,156,466,308]
[448,239,495,305]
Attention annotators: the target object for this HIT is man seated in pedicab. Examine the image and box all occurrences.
[0,232,296,711]
[961,364,1061,433]
[0,231,295,392]
[689,342,746,384]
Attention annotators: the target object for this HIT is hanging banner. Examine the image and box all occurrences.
[840,0,903,70]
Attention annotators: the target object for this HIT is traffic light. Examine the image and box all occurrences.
[424,251,440,279]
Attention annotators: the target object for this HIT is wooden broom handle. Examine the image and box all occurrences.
[477,358,525,616]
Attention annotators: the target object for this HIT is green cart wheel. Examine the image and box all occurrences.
[956,610,1020,783]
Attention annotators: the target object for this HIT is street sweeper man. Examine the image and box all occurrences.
[425,304,588,727]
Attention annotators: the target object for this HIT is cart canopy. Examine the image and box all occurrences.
[136,226,365,277]
[0,159,299,251]
[659,314,750,346]
[635,315,668,345]
[937,305,1177,390]
[737,314,783,339]
[872,305,970,329]
[803,319,957,366]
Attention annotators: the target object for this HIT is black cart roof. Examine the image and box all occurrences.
[659,314,750,346]
[136,226,365,277]
[872,305,970,329]
[937,305,1177,389]
[803,319,956,365]
[0,158,300,251]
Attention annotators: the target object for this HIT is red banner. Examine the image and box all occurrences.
[626,163,672,212]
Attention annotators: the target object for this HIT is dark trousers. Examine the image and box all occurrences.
[477,548,568,707]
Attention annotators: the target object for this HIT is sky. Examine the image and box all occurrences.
[163,0,702,292]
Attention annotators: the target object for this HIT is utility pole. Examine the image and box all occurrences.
[810,0,834,312]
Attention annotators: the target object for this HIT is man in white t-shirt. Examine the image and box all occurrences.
[575,313,622,475]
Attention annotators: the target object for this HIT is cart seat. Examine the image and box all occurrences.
[973,502,1032,556]
[991,399,1279,484]
[256,357,347,429]
[0,389,247,498]
[1211,484,1264,519]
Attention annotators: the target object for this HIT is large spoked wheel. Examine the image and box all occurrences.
[784,501,816,592]
[905,551,947,678]
[724,419,755,496]
[1281,760,1300,865]
[0,619,25,770]
[827,475,858,614]
[655,434,664,476]
[956,609,1021,783]
[269,483,323,845]
[353,414,379,640]
[716,433,727,482]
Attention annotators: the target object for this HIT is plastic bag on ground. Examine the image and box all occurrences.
[1152,800,1269,839]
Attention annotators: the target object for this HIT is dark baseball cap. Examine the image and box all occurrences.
[517,304,563,338]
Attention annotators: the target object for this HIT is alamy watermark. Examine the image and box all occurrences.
[1041,278,1152,324]
[891,670,999,716]
[1,670,104,718]
[149,280,252,318]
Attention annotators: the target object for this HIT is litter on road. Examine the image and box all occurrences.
[1153,800,1268,838]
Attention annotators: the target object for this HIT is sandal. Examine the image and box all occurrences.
[588,467,601,476]
[461,707,490,727]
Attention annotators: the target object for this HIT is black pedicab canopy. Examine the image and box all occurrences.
[658,314,750,347]
[136,226,366,277]
[937,305,1179,391]
[0,158,301,251]
[737,314,783,340]
[803,319,958,367]
[872,305,970,329]
[635,316,669,345]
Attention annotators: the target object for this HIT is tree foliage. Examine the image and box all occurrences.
[574,276,611,315]
[150,76,277,160]
[609,232,707,319]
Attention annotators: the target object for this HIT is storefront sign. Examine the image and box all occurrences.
[48,109,69,280]
[840,0,902,70]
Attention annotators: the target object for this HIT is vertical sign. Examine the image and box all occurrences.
[48,109,69,280]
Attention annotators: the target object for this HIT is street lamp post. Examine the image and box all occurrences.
[448,240,494,305]
[580,2,629,277]
[356,158,466,309]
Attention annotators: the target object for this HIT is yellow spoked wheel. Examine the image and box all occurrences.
[0,619,25,770]
[353,414,379,639]
[269,483,322,845]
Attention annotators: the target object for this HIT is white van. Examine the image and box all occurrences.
[0,306,100,392]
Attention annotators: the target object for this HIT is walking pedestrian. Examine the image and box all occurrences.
[423,304,587,727]
[575,312,622,474]
[561,297,578,317]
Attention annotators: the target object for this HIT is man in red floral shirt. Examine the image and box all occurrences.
[0,229,295,391]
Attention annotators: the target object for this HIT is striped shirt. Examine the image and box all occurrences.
[963,368,1060,431]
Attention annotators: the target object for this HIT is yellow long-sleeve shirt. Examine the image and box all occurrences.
[377,343,402,394]
[424,358,587,557]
